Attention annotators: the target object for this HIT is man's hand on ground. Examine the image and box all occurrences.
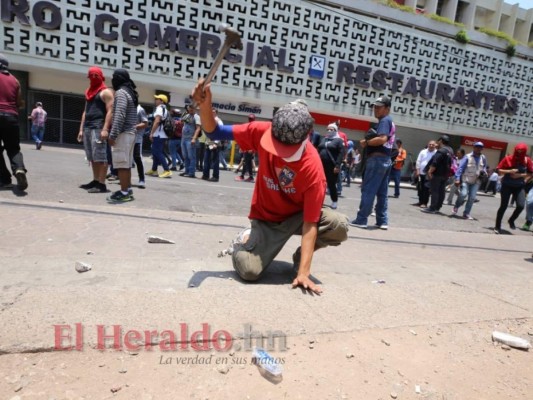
[292,274,322,295]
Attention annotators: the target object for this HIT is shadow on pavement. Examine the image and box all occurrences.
[186,261,322,288]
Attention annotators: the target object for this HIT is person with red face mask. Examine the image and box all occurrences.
[494,143,533,234]
[77,66,114,193]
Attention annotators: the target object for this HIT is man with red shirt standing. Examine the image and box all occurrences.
[191,80,348,294]
[0,54,28,191]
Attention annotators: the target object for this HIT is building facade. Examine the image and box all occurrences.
[1,0,532,168]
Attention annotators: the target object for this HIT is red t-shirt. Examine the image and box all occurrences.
[337,131,348,147]
[233,121,326,223]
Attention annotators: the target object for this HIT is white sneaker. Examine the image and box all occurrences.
[330,201,338,209]
[138,180,145,188]
[370,212,376,217]
[378,225,388,230]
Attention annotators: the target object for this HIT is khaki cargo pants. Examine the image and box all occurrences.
[232,206,349,281]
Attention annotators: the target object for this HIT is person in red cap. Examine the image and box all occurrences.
[494,143,533,234]
[191,80,348,294]
[77,66,114,193]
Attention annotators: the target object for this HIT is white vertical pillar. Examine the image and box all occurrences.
[441,0,459,22]
[501,4,518,39]
[489,0,504,31]
[515,9,533,44]
[425,0,438,15]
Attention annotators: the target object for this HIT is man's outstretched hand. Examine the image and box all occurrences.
[191,78,211,108]
[292,274,322,295]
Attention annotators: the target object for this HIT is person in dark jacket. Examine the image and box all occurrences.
[422,135,454,214]
[318,123,344,209]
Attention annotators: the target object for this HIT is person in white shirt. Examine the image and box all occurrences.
[415,140,437,208]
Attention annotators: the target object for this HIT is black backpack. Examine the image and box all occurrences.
[162,108,175,138]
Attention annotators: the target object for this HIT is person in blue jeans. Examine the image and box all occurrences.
[168,108,184,171]
[350,95,395,230]
[29,102,47,150]
[452,142,487,220]
[180,104,201,178]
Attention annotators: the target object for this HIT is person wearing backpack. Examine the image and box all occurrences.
[451,142,487,220]
[146,94,172,178]
[422,135,454,214]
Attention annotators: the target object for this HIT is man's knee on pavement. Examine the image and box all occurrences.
[232,247,263,281]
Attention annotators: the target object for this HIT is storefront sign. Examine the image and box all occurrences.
[461,136,507,151]
[336,62,519,115]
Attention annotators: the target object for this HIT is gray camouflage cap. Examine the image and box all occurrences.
[271,103,313,145]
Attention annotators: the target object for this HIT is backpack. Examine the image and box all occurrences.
[162,107,175,138]
[449,154,458,178]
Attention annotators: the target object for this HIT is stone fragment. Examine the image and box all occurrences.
[147,236,175,244]
[75,261,91,273]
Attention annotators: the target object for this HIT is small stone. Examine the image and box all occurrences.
[397,370,404,377]
[528,331,533,336]
[147,236,175,244]
[501,344,511,351]
[309,345,314,349]
[415,385,421,394]
[309,339,315,344]
[380,369,385,374]
[86,251,94,255]
[119,368,127,374]
[110,387,122,393]
[346,353,355,359]
[13,385,23,392]
[75,261,91,273]
[381,339,391,346]
[390,392,398,399]
[59,200,64,203]
[217,365,229,374]
[189,284,195,288]
[219,240,223,243]
[98,364,105,367]
[409,329,417,336]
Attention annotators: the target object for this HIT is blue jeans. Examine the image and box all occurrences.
[455,182,480,216]
[168,138,183,168]
[354,156,392,226]
[181,137,196,176]
[31,124,44,143]
[151,137,169,171]
[526,189,533,223]
[389,168,401,197]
